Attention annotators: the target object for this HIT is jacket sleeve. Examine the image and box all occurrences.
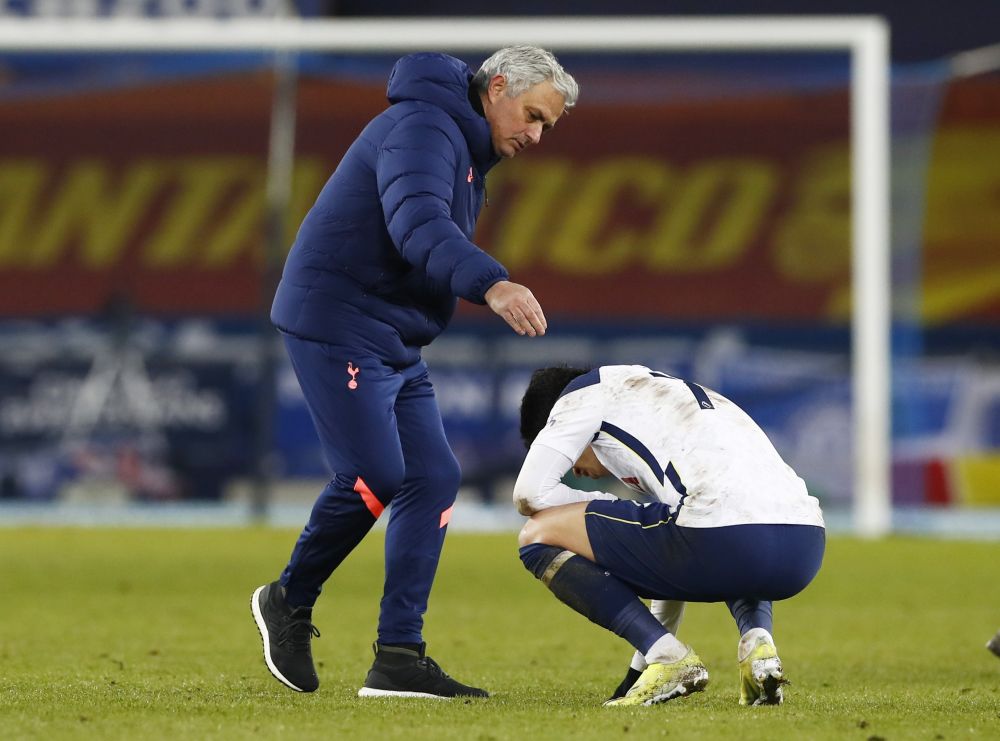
[376,110,508,304]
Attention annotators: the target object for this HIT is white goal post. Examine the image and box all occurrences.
[0,16,891,536]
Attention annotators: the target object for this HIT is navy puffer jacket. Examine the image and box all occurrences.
[271,53,508,362]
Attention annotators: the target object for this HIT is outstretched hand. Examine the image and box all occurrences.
[485,280,547,337]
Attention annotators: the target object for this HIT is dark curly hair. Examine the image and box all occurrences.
[519,366,590,448]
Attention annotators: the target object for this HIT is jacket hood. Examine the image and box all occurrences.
[387,53,499,172]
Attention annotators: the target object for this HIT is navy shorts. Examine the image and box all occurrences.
[584,500,825,602]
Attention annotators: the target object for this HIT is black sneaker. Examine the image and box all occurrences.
[357,642,489,699]
[251,581,320,692]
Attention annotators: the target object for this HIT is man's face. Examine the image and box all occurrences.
[482,75,565,159]
[573,446,611,480]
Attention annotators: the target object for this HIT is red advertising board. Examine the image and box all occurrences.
[1,70,997,323]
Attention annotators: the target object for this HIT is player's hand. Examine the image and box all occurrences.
[485,280,547,337]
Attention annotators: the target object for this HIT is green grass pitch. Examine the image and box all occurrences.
[1,527,998,739]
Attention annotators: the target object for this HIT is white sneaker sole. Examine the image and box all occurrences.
[357,687,453,700]
[251,585,309,693]
[644,667,710,706]
[750,658,786,705]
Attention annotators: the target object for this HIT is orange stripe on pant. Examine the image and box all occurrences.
[354,476,384,518]
[439,504,454,529]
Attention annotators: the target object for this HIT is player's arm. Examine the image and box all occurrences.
[514,370,611,515]
[512,443,618,516]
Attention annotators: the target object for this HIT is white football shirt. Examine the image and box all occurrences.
[517,365,824,529]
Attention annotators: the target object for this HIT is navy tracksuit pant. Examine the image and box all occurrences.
[278,332,460,644]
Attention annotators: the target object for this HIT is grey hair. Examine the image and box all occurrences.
[472,45,579,109]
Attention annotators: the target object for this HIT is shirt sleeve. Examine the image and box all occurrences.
[530,380,606,464]
[512,443,618,516]
[376,111,508,303]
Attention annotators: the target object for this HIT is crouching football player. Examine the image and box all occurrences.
[513,365,826,707]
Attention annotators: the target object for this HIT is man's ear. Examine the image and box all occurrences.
[488,74,507,102]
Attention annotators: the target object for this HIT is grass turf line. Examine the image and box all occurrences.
[1,528,998,739]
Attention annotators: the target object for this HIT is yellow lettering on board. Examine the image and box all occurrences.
[772,145,850,283]
[548,158,670,274]
[144,158,256,267]
[0,161,47,266]
[648,160,776,271]
[486,159,573,270]
[204,158,341,266]
[201,167,265,267]
[29,160,160,268]
[167,158,330,267]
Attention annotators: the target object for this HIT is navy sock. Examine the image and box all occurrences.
[519,544,667,654]
[727,598,774,636]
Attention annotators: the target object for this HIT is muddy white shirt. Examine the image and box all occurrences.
[513,365,825,529]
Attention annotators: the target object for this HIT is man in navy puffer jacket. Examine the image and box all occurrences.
[252,46,578,699]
